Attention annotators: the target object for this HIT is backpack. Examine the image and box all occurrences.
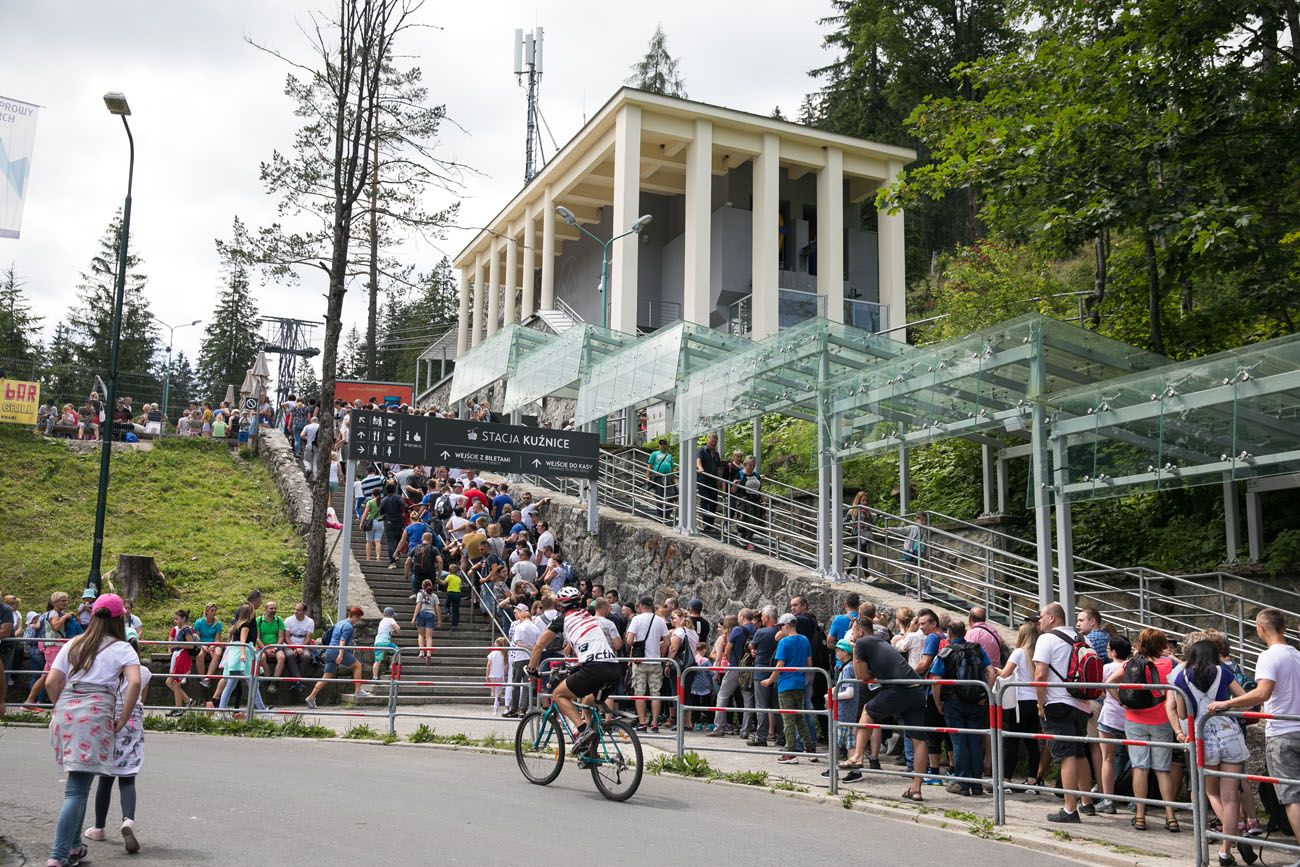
[1117,655,1162,709]
[672,629,694,676]
[434,494,454,521]
[1047,629,1105,700]
[940,642,988,703]
[411,543,436,577]
[319,623,336,649]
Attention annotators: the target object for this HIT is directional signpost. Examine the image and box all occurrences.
[346,410,599,479]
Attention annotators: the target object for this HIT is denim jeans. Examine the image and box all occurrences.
[713,669,755,732]
[51,770,94,861]
[943,699,985,789]
[219,673,267,711]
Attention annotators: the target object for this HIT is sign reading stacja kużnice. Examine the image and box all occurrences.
[346,410,599,479]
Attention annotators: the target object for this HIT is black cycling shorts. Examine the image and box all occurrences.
[564,662,624,700]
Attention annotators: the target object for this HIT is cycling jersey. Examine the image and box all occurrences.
[549,609,618,664]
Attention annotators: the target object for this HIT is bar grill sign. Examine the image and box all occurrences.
[347,410,599,479]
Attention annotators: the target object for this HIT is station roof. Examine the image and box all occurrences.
[502,324,637,414]
[448,324,553,405]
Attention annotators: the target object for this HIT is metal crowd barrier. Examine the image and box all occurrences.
[677,664,834,783]
[253,642,403,734]
[829,677,997,800]
[1196,709,1300,866]
[993,681,1201,835]
[390,643,525,734]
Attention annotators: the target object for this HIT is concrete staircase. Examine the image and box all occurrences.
[333,491,500,706]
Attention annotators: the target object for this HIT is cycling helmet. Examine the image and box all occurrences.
[555,586,582,609]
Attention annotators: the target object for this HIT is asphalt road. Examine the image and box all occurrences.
[2,727,1083,867]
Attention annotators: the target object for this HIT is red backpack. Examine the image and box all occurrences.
[1047,629,1105,701]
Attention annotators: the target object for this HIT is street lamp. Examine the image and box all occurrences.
[149,315,202,422]
[555,205,652,442]
[87,91,134,594]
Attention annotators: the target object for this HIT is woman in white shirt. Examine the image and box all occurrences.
[996,621,1049,791]
[44,593,141,867]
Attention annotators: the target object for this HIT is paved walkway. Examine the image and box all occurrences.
[278,702,1191,867]
[4,726,1084,867]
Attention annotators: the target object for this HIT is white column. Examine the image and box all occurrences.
[683,118,713,326]
[471,251,486,347]
[981,444,995,516]
[1246,489,1263,562]
[503,226,518,326]
[1223,477,1240,563]
[610,104,642,333]
[540,186,556,310]
[750,133,780,339]
[817,146,845,323]
[521,206,537,320]
[456,267,471,355]
[487,237,501,338]
[878,160,907,341]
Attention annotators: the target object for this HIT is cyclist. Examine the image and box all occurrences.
[525,586,622,755]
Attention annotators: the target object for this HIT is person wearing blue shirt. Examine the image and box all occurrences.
[305,607,370,708]
[928,620,993,796]
[761,614,817,765]
[645,438,675,522]
[490,484,514,521]
[826,592,861,645]
[400,517,430,562]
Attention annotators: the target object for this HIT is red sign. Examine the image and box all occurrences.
[335,379,413,407]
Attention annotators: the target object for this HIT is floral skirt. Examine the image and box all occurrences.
[50,682,117,775]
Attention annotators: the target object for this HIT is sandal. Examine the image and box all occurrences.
[839,760,863,770]
[1165,817,1181,833]
[901,789,924,802]
[1132,816,1147,831]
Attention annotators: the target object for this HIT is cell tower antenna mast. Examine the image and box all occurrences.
[514,26,544,183]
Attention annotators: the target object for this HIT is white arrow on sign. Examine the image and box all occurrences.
[441,450,450,460]
[532,458,541,467]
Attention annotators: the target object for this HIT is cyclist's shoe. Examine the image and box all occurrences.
[572,726,598,756]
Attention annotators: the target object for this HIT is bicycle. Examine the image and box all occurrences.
[513,664,644,802]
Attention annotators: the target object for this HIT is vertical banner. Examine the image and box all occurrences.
[0,95,40,240]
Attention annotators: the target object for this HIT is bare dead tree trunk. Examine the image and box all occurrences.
[365,106,380,380]
[1086,228,1108,329]
[1144,227,1165,356]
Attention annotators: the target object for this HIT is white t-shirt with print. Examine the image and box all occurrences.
[1256,642,1300,737]
[51,637,140,688]
[1032,629,1092,712]
[285,615,315,645]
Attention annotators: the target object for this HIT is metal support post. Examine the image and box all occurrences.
[815,351,832,575]
[830,413,845,577]
[1223,477,1239,563]
[751,417,761,471]
[678,421,697,536]
[981,444,995,516]
[337,458,356,624]
[1052,438,1075,616]
[995,451,1007,515]
[1029,348,1054,606]
[898,442,910,515]
[1246,489,1263,562]
[586,422,599,535]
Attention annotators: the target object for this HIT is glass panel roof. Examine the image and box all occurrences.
[448,324,554,404]
[502,324,637,413]
[1049,331,1300,502]
[829,314,1165,460]
[573,322,748,426]
[676,317,912,440]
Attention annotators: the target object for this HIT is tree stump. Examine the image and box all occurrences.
[108,554,167,603]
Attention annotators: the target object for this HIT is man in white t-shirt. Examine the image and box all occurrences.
[535,522,556,560]
[282,602,316,692]
[1032,602,1094,823]
[624,596,669,732]
[1210,608,1300,843]
[509,558,538,591]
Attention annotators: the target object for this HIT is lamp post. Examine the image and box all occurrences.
[149,315,201,423]
[87,91,134,595]
[555,206,652,443]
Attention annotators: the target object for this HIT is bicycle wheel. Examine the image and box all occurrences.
[515,709,565,785]
[589,719,643,802]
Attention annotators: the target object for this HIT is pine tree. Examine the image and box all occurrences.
[168,351,198,418]
[197,217,262,402]
[297,362,320,404]
[43,323,79,406]
[67,213,158,377]
[627,24,687,97]
[340,325,365,379]
[374,256,458,384]
[0,264,42,363]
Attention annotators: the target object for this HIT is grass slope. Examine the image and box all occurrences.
[0,427,304,636]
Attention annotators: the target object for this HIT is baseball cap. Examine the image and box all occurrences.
[126,626,139,642]
[514,603,529,613]
[91,593,125,618]
[835,639,854,654]
[638,595,655,608]
[688,598,703,612]
[777,613,797,626]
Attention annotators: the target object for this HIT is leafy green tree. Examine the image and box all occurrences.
[67,213,158,377]
[197,218,262,402]
[0,264,42,362]
[627,24,687,97]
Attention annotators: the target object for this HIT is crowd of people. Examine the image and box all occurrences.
[34,388,273,445]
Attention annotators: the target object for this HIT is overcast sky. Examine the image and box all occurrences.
[3,0,837,369]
